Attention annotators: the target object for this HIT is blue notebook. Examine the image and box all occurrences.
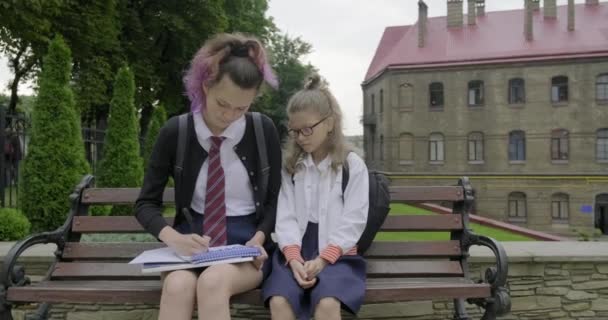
[136,245,262,274]
[188,244,261,264]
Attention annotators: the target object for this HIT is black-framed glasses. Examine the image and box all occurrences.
[287,117,328,138]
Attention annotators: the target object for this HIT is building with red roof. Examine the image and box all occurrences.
[362,0,608,235]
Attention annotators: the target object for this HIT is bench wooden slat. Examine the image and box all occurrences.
[63,241,463,260]
[71,215,463,233]
[7,278,489,304]
[82,188,175,205]
[81,186,466,205]
[71,217,174,233]
[380,215,462,231]
[50,261,463,279]
[389,186,464,202]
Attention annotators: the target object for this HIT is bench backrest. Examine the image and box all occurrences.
[55,176,474,285]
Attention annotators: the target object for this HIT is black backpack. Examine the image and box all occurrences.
[343,167,391,254]
[293,161,391,254]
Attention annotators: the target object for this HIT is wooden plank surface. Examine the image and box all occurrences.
[80,186,465,205]
[71,215,462,233]
[7,278,490,304]
[62,241,462,260]
[50,260,463,280]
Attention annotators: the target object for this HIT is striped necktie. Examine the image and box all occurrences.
[203,136,227,246]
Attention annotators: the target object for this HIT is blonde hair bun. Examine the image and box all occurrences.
[304,74,323,90]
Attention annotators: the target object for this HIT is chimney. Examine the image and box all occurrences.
[447,0,464,28]
[568,0,574,31]
[532,0,540,11]
[525,0,534,41]
[476,0,485,16]
[467,0,476,25]
[418,1,428,48]
[586,0,599,5]
[544,0,557,19]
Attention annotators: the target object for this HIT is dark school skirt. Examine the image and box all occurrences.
[261,222,366,319]
[174,210,273,280]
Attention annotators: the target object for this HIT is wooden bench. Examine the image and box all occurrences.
[1,174,510,320]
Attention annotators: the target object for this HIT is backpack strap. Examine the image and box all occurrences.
[175,113,189,187]
[341,165,349,195]
[252,112,269,204]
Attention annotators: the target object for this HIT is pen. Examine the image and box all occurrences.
[182,208,196,234]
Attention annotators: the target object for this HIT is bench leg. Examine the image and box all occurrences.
[0,286,13,320]
[24,303,50,320]
[452,298,471,320]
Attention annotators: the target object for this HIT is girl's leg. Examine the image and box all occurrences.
[268,296,296,320]
[314,297,342,320]
[158,270,198,320]
[196,262,263,320]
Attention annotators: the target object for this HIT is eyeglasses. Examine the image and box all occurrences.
[287,117,328,138]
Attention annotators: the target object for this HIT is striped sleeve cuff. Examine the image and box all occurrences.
[282,245,304,264]
[320,244,343,264]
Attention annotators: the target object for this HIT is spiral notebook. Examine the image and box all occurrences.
[131,244,261,273]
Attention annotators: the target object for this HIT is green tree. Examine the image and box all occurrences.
[143,104,167,170]
[0,0,64,113]
[223,0,275,41]
[20,36,89,232]
[253,33,316,139]
[97,66,143,215]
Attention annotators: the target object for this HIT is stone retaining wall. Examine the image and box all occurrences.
[4,242,608,320]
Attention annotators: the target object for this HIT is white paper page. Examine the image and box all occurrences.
[128,246,185,264]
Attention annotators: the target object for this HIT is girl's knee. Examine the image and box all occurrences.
[197,268,230,296]
[315,297,341,316]
[162,271,197,298]
[269,296,291,311]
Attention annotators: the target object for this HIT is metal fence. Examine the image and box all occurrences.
[0,106,107,208]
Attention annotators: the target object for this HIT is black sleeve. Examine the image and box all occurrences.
[256,114,282,238]
[135,116,178,238]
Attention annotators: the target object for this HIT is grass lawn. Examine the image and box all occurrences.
[82,203,533,242]
[375,203,534,242]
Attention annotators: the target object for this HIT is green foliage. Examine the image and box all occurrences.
[252,33,316,139]
[97,66,143,215]
[20,36,89,232]
[143,104,167,170]
[0,208,31,241]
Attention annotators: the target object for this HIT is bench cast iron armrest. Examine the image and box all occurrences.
[465,233,511,319]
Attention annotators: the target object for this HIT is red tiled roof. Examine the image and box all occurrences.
[365,2,608,83]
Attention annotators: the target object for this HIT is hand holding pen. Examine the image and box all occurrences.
[160,208,210,257]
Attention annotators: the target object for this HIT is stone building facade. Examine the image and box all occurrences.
[363,0,608,234]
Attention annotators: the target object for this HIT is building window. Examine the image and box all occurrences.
[371,93,375,113]
[468,80,484,106]
[429,82,444,109]
[508,192,527,221]
[468,132,484,162]
[399,82,414,109]
[509,130,526,161]
[597,74,608,103]
[429,133,444,162]
[551,76,569,103]
[508,78,525,104]
[598,128,608,161]
[370,134,375,160]
[399,133,414,163]
[551,193,569,222]
[380,89,384,113]
[380,135,384,161]
[551,129,569,161]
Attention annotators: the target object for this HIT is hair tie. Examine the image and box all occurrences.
[230,43,250,57]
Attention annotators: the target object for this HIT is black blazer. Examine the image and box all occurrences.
[135,112,282,243]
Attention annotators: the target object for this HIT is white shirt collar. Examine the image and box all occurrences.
[300,153,332,172]
[194,110,246,142]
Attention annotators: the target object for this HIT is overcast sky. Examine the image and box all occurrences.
[0,0,592,135]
